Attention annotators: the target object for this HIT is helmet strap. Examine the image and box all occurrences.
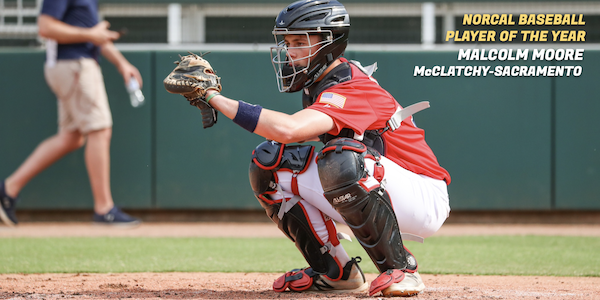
[326,53,334,63]
[306,63,328,88]
[305,52,336,88]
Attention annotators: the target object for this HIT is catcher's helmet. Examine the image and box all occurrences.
[271,0,350,93]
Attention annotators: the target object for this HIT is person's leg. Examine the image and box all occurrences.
[84,127,114,215]
[4,130,84,198]
[249,142,367,293]
[359,155,449,297]
[1,130,84,226]
[372,156,450,239]
[317,138,437,297]
[274,157,353,265]
[71,59,137,225]
[84,127,139,226]
[1,59,87,226]
[42,58,137,225]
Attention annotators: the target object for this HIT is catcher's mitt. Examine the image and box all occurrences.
[163,52,222,128]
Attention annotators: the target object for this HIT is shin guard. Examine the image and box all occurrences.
[317,138,410,273]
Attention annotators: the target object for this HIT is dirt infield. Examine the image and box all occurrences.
[2,223,600,300]
[3,272,599,300]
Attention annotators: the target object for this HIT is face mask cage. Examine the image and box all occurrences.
[270,29,333,93]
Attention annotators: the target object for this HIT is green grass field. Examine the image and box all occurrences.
[2,236,599,276]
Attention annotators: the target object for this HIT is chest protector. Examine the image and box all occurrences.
[303,61,388,154]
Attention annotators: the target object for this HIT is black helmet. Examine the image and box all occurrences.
[270,0,350,93]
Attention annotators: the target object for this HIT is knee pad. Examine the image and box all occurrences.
[317,137,409,272]
[249,140,313,210]
[248,141,343,279]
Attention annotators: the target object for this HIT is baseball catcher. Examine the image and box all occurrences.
[163,0,451,297]
[163,52,222,128]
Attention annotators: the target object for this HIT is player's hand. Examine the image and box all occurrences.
[163,52,222,129]
[88,21,120,46]
[119,62,143,88]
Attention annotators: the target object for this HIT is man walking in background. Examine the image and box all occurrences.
[0,0,142,227]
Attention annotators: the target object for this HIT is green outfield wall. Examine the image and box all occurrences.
[0,49,597,211]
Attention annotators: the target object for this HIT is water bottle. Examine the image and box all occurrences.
[126,77,145,108]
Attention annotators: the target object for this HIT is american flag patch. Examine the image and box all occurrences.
[318,92,346,108]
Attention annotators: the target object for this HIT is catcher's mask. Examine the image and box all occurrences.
[270,0,350,93]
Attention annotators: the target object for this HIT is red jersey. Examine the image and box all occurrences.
[307,58,451,184]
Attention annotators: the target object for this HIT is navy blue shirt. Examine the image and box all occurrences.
[41,0,100,61]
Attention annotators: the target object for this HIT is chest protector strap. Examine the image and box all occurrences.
[303,61,389,154]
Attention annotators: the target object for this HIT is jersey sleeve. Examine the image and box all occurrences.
[41,0,69,20]
[307,87,378,136]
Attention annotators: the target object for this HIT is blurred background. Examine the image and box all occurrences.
[1,0,598,223]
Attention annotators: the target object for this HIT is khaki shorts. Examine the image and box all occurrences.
[44,58,112,134]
